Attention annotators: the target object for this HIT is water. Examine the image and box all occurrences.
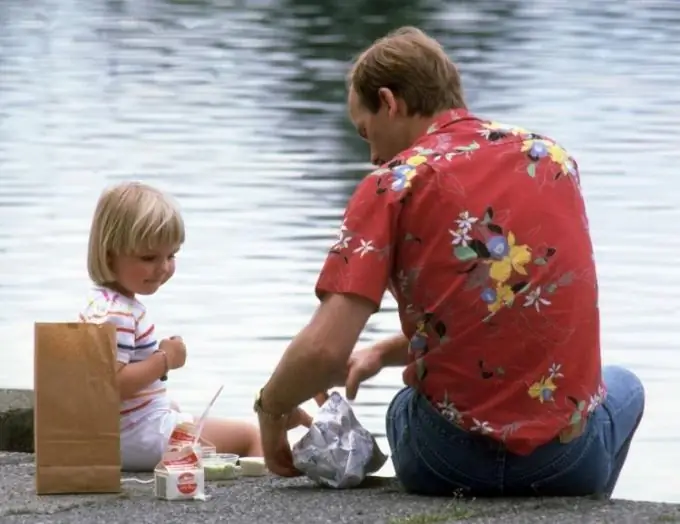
[1,0,679,503]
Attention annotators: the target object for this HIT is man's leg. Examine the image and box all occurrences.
[504,364,645,497]
[385,386,501,496]
[599,364,645,496]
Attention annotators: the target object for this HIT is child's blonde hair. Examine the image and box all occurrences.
[87,181,185,286]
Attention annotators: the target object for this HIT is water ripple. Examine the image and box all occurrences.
[0,0,678,503]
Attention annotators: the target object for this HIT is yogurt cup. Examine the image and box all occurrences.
[203,454,241,481]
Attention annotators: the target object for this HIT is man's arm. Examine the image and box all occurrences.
[260,293,375,415]
[373,333,410,367]
[259,169,400,416]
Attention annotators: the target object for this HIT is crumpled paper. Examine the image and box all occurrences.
[291,391,388,489]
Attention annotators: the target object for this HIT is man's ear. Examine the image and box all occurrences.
[378,87,399,117]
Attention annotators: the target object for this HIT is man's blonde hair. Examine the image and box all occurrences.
[348,26,466,116]
[87,181,185,286]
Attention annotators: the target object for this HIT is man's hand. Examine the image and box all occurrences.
[345,347,384,400]
[259,407,312,477]
[286,406,313,429]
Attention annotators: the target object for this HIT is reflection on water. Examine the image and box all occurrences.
[1,0,679,503]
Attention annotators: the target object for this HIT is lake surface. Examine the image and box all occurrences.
[1,0,679,503]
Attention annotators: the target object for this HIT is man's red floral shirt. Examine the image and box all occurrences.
[315,109,604,455]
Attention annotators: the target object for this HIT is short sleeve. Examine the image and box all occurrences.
[315,171,398,311]
[80,294,136,364]
[134,307,158,353]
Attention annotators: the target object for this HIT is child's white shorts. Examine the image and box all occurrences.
[120,397,194,471]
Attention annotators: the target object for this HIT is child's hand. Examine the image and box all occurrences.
[159,336,187,370]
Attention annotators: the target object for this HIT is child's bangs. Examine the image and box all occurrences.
[124,204,185,254]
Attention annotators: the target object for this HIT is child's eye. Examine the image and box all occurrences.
[140,255,156,262]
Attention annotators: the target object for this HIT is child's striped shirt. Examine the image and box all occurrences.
[79,286,166,417]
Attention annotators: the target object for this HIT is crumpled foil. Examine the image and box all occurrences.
[291,391,388,489]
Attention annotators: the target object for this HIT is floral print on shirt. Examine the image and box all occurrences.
[315,109,604,456]
[449,208,565,321]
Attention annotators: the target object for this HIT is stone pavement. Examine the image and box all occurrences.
[2,388,679,523]
[1,452,679,524]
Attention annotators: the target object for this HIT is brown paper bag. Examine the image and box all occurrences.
[34,322,121,494]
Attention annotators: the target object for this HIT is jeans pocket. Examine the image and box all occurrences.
[529,430,607,496]
[419,443,477,495]
[394,396,480,496]
[393,432,475,496]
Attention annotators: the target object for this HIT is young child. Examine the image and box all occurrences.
[79,181,263,471]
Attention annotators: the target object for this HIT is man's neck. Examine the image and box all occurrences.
[407,110,450,146]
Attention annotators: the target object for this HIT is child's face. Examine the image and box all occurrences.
[109,243,180,297]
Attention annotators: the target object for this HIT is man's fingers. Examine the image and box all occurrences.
[287,408,313,429]
[264,453,296,476]
[345,367,361,401]
[265,457,301,477]
[273,467,298,477]
[313,392,329,407]
[264,437,302,477]
[298,409,313,428]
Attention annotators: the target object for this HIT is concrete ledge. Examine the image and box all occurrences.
[0,390,33,411]
[0,453,679,523]
[0,390,34,453]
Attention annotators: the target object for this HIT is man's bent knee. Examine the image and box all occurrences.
[603,365,645,417]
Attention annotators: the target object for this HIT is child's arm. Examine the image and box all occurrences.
[114,306,171,400]
[81,297,167,400]
[117,338,185,398]
[116,353,167,400]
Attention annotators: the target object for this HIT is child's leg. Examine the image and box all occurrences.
[200,417,263,457]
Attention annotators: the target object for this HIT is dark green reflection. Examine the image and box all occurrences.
[257,0,526,200]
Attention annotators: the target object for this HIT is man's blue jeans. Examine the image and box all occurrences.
[385,365,645,497]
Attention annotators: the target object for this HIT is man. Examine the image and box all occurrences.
[253,26,645,497]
